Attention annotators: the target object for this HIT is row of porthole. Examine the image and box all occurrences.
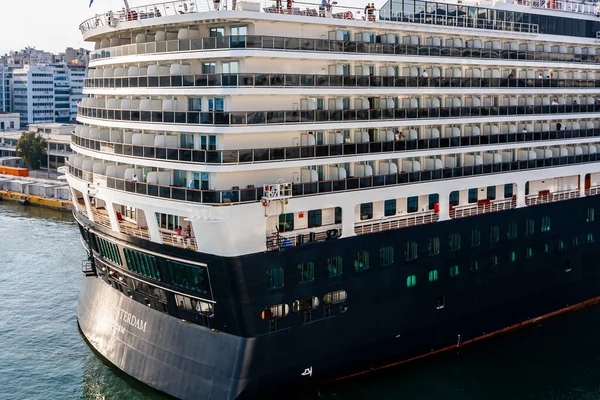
[261,290,348,320]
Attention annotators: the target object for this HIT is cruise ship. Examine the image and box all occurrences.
[66,0,600,398]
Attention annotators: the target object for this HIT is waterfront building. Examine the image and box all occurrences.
[66,0,600,398]
[0,112,19,131]
[0,66,12,113]
[13,65,54,126]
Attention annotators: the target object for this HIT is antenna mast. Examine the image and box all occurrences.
[123,0,131,10]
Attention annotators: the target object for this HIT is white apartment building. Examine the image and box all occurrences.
[0,112,18,131]
[0,66,12,113]
[13,65,54,126]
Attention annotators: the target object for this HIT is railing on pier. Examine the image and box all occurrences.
[525,188,580,205]
[354,211,439,235]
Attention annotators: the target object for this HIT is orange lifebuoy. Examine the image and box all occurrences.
[345,11,353,19]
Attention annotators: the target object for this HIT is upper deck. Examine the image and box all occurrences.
[80,0,600,41]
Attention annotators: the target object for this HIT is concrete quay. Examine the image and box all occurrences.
[0,174,72,211]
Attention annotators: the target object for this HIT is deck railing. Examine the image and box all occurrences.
[88,35,600,64]
[585,185,600,196]
[525,188,580,205]
[266,224,342,250]
[451,198,516,219]
[84,73,600,90]
[354,211,439,235]
[78,103,600,127]
[160,230,199,250]
[71,129,600,166]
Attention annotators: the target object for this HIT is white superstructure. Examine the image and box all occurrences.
[67,0,600,261]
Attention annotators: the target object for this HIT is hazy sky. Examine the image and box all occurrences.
[0,0,374,55]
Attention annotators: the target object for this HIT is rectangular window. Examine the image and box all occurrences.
[471,229,481,247]
[96,237,122,265]
[380,246,394,266]
[588,233,595,243]
[124,248,160,281]
[188,98,202,111]
[335,207,342,224]
[266,267,284,290]
[507,221,517,239]
[307,209,322,228]
[384,199,397,216]
[360,203,373,220]
[449,190,459,206]
[406,275,417,287]
[573,236,580,247]
[298,262,315,283]
[428,237,440,256]
[405,241,418,260]
[509,250,517,262]
[278,213,294,232]
[407,196,419,213]
[428,194,439,210]
[587,208,595,223]
[449,233,461,252]
[468,188,478,203]
[202,62,216,73]
[209,27,225,37]
[428,270,439,282]
[558,239,565,252]
[450,265,459,277]
[541,216,551,232]
[487,186,496,200]
[489,255,498,267]
[167,260,210,295]
[469,260,479,271]
[327,256,342,278]
[504,183,514,198]
[526,247,533,258]
[490,226,500,243]
[354,251,369,271]
[525,219,535,236]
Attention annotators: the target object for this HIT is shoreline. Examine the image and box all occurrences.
[0,190,72,211]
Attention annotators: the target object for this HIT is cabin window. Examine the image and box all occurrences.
[298,262,315,284]
[266,267,284,290]
[335,207,342,223]
[406,275,417,287]
[176,294,213,315]
[380,246,394,266]
[209,27,225,37]
[261,304,289,320]
[573,236,580,247]
[428,270,439,282]
[449,191,459,206]
[587,208,595,223]
[509,251,517,262]
[278,213,294,232]
[471,229,481,247]
[541,216,551,232]
[526,247,533,258]
[167,261,210,295]
[384,199,396,216]
[489,255,499,267]
[327,256,343,278]
[542,243,549,254]
[354,251,369,271]
[525,219,535,236]
[407,196,419,213]
[202,62,216,73]
[428,237,440,256]
[468,188,478,203]
[323,290,347,304]
[490,226,500,243]
[230,25,248,36]
[507,221,517,239]
[96,237,122,265]
[450,265,459,277]
[504,183,514,198]
[557,239,565,252]
[360,203,373,220]
[124,248,161,281]
[449,233,461,252]
[588,233,595,243]
[307,209,322,228]
[469,260,479,272]
[405,241,418,260]
[292,297,318,312]
[487,186,496,200]
[428,194,439,210]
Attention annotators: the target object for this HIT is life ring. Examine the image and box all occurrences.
[345,11,353,19]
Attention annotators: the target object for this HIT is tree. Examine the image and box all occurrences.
[16,131,47,170]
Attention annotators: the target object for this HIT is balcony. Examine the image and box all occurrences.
[89,35,600,64]
[354,211,439,235]
[67,152,600,206]
[450,197,516,219]
[525,188,580,205]
[77,103,600,127]
[84,73,600,90]
[72,128,600,166]
[266,224,342,251]
[160,230,198,251]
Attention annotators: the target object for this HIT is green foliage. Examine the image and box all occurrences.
[16,131,47,170]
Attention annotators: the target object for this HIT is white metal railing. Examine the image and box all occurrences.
[267,224,341,250]
[530,0,600,15]
[525,188,580,205]
[160,230,198,250]
[262,181,293,200]
[354,211,439,235]
[585,185,600,196]
[451,198,516,219]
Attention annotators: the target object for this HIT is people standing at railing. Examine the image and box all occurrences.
[275,0,283,13]
[320,0,329,17]
[596,1,600,17]
[287,0,293,14]
[214,0,221,11]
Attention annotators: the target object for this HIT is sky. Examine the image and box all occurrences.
[0,0,374,55]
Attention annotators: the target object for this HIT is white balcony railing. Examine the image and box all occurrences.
[451,198,516,219]
[525,189,580,205]
[354,211,439,235]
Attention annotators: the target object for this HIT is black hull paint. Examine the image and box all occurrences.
[77,195,600,399]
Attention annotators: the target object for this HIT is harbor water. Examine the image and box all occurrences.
[2,200,600,400]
